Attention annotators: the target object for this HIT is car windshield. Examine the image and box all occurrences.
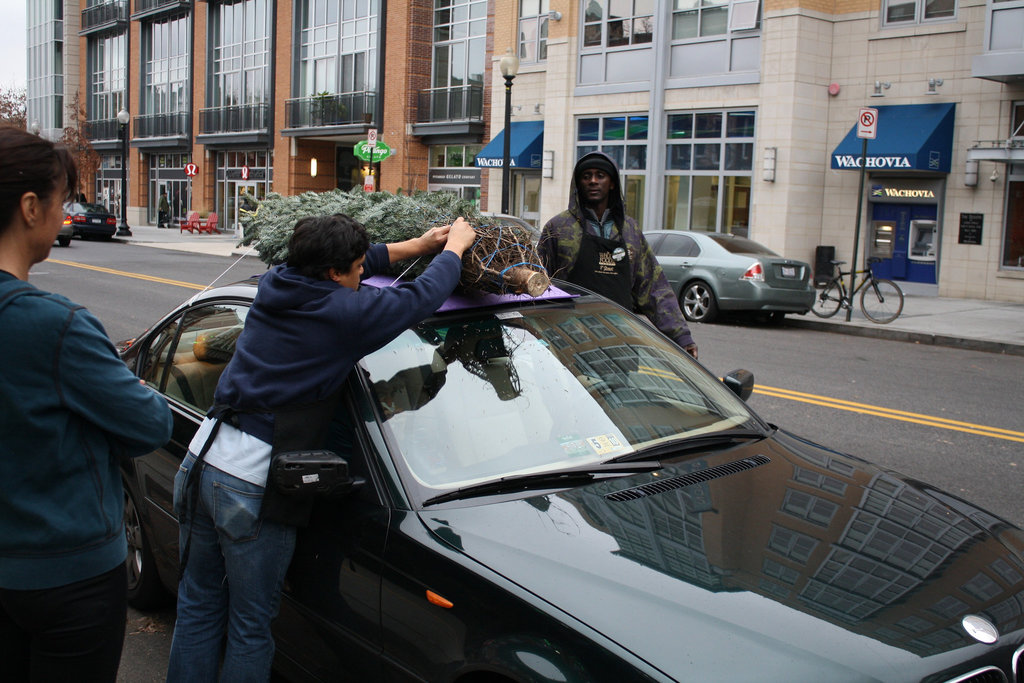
[360,299,758,498]
[707,234,778,256]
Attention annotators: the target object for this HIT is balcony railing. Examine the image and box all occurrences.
[134,112,189,139]
[86,117,123,142]
[416,85,484,124]
[198,103,269,135]
[285,92,376,129]
[81,1,128,33]
[131,0,191,20]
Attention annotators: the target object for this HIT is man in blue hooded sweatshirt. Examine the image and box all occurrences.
[167,213,476,683]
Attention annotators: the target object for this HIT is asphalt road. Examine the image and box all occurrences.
[27,238,1024,680]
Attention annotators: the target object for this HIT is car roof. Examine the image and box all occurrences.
[190,273,580,314]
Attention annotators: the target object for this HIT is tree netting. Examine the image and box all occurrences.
[238,188,549,296]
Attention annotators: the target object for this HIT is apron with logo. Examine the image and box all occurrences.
[567,231,633,309]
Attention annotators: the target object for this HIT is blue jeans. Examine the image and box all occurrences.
[167,453,296,683]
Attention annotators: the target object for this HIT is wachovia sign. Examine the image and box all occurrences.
[832,155,913,169]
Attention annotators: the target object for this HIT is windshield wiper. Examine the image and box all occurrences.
[607,428,767,464]
[422,461,662,506]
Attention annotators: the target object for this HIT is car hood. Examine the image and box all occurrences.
[420,430,1024,681]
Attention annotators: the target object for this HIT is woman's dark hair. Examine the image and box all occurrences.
[287,213,371,279]
[0,125,78,234]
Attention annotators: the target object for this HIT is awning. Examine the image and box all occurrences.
[831,103,956,173]
[475,121,544,169]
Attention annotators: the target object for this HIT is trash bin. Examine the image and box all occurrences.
[814,246,835,287]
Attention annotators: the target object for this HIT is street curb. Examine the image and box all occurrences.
[786,317,1024,357]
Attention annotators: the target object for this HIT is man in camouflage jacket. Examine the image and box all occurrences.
[538,151,698,359]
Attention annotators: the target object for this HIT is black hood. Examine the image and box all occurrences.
[570,151,626,226]
[422,429,1024,681]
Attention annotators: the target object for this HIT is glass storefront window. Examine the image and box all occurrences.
[148,153,191,225]
[1003,174,1024,270]
[663,109,754,235]
[576,114,650,226]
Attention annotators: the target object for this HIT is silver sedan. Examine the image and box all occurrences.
[646,229,816,323]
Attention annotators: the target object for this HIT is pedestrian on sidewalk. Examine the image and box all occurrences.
[538,151,698,359]
[166,213,477,683]
[0,126,174,682]
[158,189,170,229]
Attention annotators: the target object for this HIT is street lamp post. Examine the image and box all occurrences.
[116,108,132,236]
[499,48,520,215]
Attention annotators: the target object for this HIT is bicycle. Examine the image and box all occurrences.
[811,258,905,324]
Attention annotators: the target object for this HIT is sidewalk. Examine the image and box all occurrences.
[115,223,1024,357]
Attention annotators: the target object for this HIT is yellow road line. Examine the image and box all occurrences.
[46,259,206,290]
[754,384,1024,443]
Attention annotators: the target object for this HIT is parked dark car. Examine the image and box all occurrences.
[54,218,73,247]
[646,229,816,323]
[63,201,117,240]
[120,276,1024,683]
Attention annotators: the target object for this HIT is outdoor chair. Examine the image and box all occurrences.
[179,211,201,234]
[196,212,220,234]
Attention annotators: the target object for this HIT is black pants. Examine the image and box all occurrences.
[0,563,127,683]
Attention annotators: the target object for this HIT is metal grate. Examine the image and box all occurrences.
[604,454,770,502]
[942,667,1006,683]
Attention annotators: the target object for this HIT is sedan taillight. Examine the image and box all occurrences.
[106,217,116,225]
[63,216,72,225]
[72,215,87,223]
[741,262,764,282]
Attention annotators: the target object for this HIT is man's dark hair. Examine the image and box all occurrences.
[0,125,78,235]
[287,213,371,280]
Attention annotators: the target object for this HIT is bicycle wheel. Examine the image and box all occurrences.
[860,278,904,324]
[811,280,843,318]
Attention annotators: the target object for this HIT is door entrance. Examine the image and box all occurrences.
[232,183,261,236]
[514,173,541,227]
[869,203,938,284]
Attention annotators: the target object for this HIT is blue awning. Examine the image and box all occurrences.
[475,121,544,169]
[831,103,956,173]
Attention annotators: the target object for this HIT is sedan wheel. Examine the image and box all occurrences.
[123,480,168,609]
[681,281,718,323]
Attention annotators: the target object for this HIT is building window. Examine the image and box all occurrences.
[519,0,549,62]
[297,0,378,97]
[210,0,271,108]
[1002,103,1024,270]
[576,115,649,225]
[88,32,126,122]
[148,152,191,225]
[663,109,754,235]
[144,15,190,116]
[583,0,653,48]
[882,0,956,26]
[672,0,760,39]
[430,144,482,169]
[433,0,487,93]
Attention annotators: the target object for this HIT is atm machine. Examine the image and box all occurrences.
[868,204,938,284]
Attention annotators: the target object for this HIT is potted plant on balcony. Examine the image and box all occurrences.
[313,91,348,126]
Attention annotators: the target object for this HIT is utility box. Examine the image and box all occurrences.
[814,246,835,286]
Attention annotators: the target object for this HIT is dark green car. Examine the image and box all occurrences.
[120,276,1024,682]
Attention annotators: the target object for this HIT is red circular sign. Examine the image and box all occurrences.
[184,162,198,177]
[860,110,875,127]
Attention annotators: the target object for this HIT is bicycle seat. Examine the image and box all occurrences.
[829,260,846,266]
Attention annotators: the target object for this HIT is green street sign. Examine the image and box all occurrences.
[354,140,393,163]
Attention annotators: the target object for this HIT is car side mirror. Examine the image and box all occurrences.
[270,450,366,498]
[722,369,754,401]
